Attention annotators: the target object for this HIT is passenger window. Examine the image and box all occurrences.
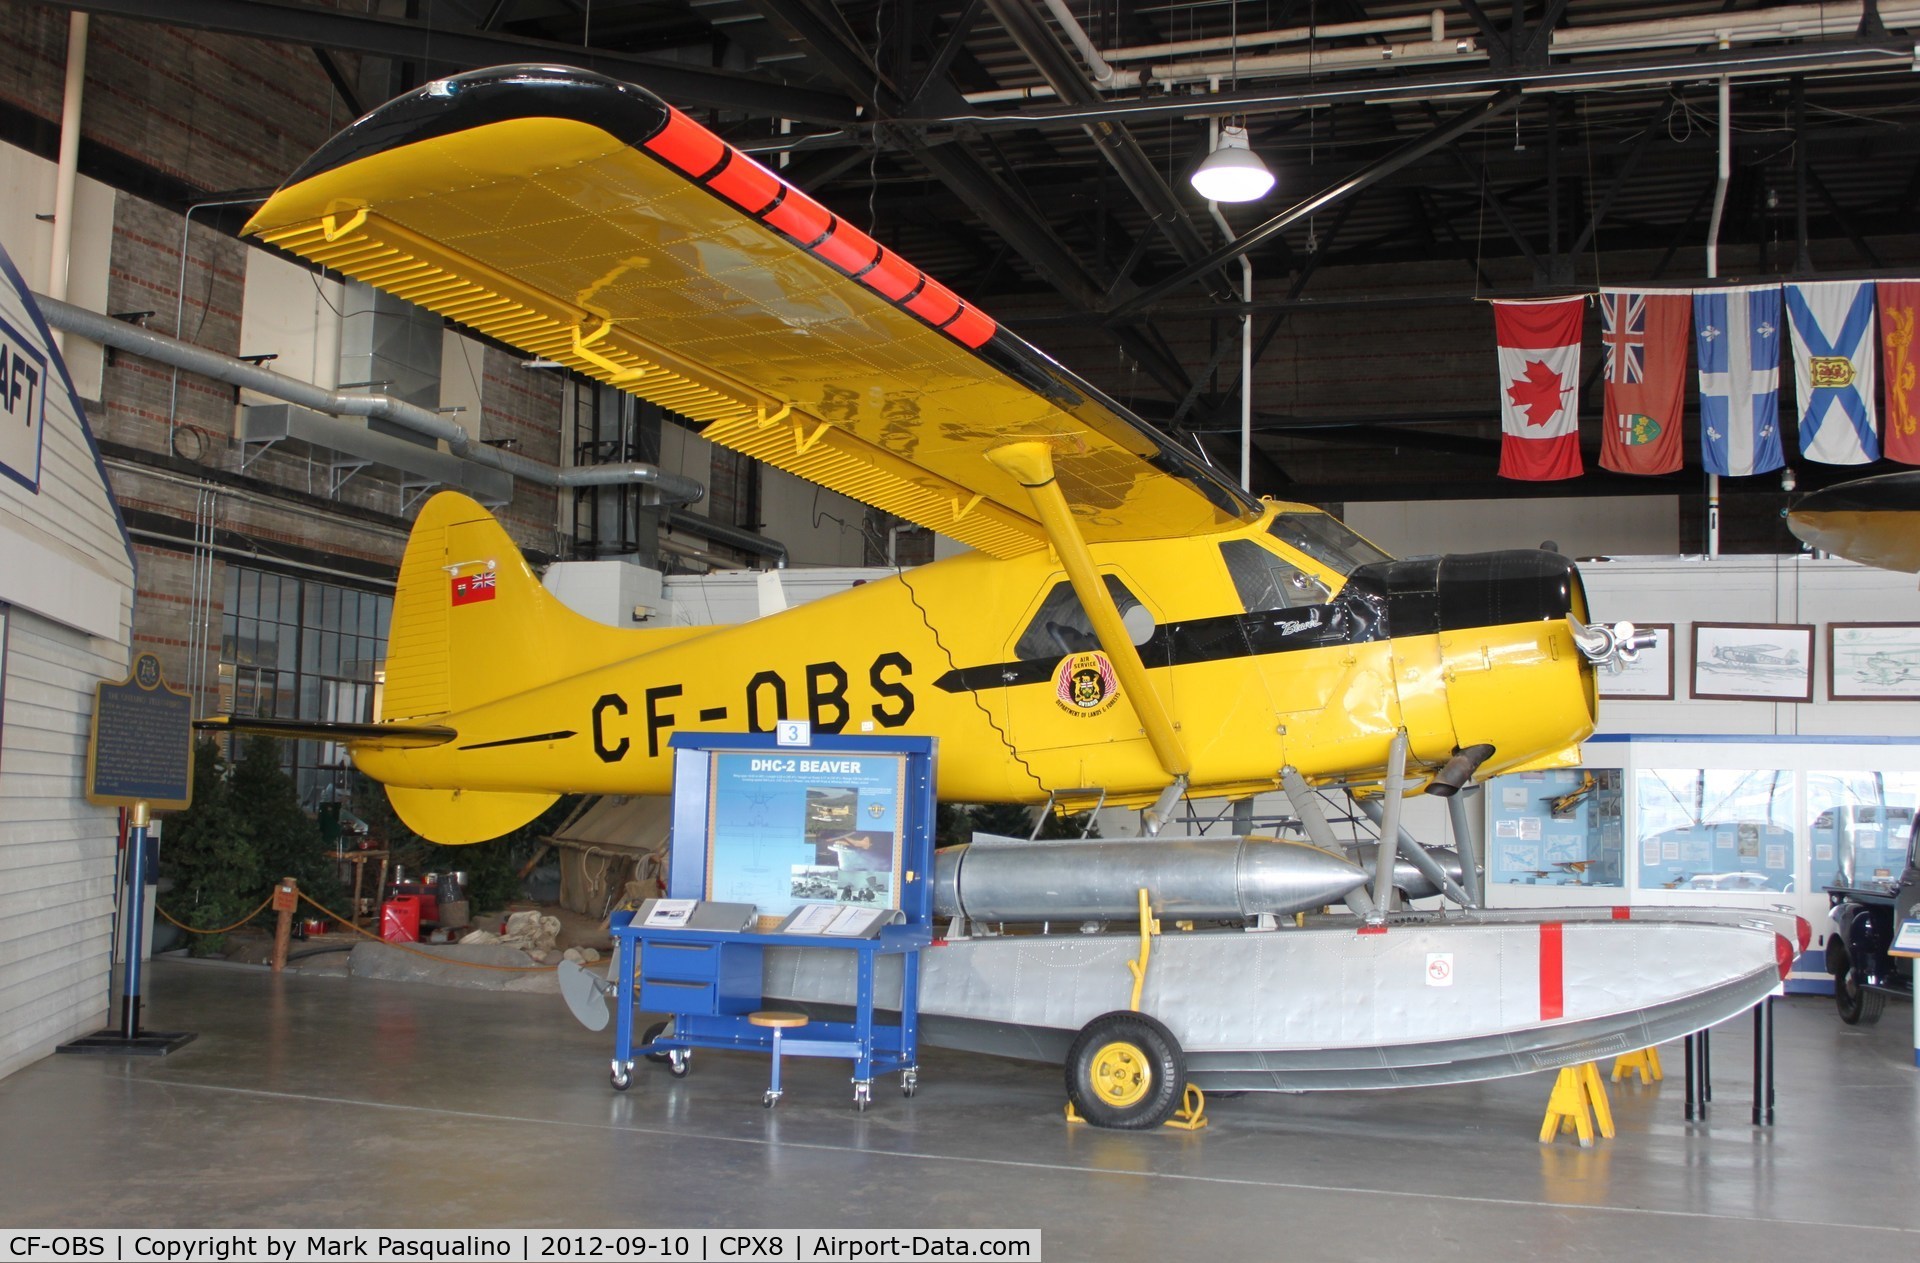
[1014,576,1150,661]
[1220,539,1330,611]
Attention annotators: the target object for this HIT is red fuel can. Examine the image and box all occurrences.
[381,895,421,943]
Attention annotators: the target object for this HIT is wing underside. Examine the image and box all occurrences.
[245,65,1259,557]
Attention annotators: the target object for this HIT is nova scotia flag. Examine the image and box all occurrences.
[1785,280,1880,465]
[1694,285,1784,477]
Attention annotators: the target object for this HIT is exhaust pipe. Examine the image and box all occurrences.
[1426,743,1495,797]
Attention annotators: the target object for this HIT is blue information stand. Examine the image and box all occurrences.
[608,733,936,1108]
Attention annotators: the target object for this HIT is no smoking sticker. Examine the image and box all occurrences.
[1426,952,1454,987]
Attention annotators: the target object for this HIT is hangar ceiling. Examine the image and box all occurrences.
[38,0,1920,536]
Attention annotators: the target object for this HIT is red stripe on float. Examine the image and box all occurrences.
[706,149,783,214]
[861,249,920,301]
[763,186,833,244]
[943,304,997,349]
[813,220,881,275]
[1610,906,1632,920]
[641,108,725,177]
[1355,924,1388,936]
[1539,922,1564,1020]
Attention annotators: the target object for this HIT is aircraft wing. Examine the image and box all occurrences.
[1788,471,1920,573]
[244,66,1261,558]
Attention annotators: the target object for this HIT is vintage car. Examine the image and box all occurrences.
[1825,814,1920,1024]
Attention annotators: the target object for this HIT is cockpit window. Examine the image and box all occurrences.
[1220,540,1330,611]
[1267,512,1392,576]
[1014,576,1148,661]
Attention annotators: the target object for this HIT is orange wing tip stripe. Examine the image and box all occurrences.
[635,102,999,351]
[943,305,995,350]
[641,107,725,180]
[706,148,784,215]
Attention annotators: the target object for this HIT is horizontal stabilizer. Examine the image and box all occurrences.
[194,715,456,750]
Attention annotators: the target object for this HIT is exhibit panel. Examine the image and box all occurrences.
[1481,735,1920,982]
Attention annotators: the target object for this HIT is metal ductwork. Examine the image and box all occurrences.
[34,292,707,505]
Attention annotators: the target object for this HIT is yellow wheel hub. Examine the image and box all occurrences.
[1090,1040,1151,1108]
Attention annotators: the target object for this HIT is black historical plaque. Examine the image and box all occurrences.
[86,653,193,809]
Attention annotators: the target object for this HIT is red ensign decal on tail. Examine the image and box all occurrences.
[1539,921,1564,1020]
[451,571,496,606]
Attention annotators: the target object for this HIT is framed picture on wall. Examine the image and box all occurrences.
[1690,622,1816,703]
[1828,622,1920,701]
[1598,623,1674,701]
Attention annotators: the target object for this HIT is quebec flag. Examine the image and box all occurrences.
[1785,280,1880,465]
[1694,285,1784,477]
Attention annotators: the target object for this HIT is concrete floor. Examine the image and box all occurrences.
[2,960,1918,1261]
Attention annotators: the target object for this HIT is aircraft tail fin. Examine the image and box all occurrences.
[382,491,638,722]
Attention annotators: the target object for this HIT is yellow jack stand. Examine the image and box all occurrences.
[1610,1046,1664,1085]
[1165,1085,1208,1131]
[1065,1084,1209,1130]
[1539,1063,1617,1147]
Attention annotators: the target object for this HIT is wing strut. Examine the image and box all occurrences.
[985,440,1192,786]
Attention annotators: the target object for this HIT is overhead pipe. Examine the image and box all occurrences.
[35,292,706,505]
[663,506,788,567]
[1706,39,1732,559]
[1203,108,1255,492]
[1103,11,1439,62]
[46,11,87,341]
[963,38,1482,103]
[1040,0,1115,85]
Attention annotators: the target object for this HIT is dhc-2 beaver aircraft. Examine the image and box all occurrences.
[210,65,1798,1124]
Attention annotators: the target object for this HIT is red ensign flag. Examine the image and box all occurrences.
[1495,298,1585,481]
[1597,289,1689,476]
[1879,280,1920,465]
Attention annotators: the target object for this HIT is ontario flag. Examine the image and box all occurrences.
[1597,289,1688,476]
[1494,297,1584,481]
[1878,280,1920,465]
[451,570,497,606]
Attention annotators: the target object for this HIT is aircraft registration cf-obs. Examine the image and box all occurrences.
[208,65,1798,1118]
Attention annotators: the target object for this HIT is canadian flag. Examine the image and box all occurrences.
[1494,297,1585,481]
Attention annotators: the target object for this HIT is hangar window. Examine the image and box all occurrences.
[1014,576,1150,661]
[1220,540,1329,611]
[218,567,391,809]
[1268,512,1391,576]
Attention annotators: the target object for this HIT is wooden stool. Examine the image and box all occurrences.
[749,1010,809,1107]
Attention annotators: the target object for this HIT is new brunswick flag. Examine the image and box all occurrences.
[1597,289,1689,475]
[1880,280,1920,465]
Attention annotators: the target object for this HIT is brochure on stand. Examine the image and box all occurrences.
[634,898,758,932]
[775,904,899,938]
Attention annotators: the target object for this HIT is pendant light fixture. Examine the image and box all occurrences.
[1190,0,1273,203]
[1191,124,1274,201]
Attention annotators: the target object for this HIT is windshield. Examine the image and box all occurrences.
[1267,512,1392,576]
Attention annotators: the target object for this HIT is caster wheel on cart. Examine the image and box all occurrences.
[763,1091,780,1109]
[609,1061,632,1092]
[668,1050,691,1078]
[641,1019,674,1063]
[901,1069,918,1098]
[853,1081,872,1111]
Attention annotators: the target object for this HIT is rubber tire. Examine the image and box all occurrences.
[1836,966,1888,1026]
[642,1020,673,1064]
[668,1050,691,1077]
[1064,1010,1186,1130]
[610,1066,630,1092]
